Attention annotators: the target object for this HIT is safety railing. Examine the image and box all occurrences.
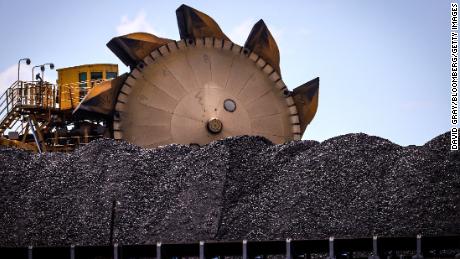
[0,235,458,259]
[0,80,57,129]
[59,78,112,103]
[1,78,114,119]
[0,80,20,123]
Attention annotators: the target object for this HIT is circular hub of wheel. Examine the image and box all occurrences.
[113,38,300,148]
[206,118,223,134]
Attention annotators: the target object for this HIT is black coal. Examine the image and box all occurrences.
[0,132,458,246]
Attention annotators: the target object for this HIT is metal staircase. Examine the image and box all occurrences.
[0,81,20,135]
[0,79,106,152]
[0,80,57,136]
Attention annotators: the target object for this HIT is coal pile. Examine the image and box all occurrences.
[0,132,458,246]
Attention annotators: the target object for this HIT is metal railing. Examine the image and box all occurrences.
[59,78,113,104]
[0,80,57,132]
[0,78,113,123]
[0,235,458,259]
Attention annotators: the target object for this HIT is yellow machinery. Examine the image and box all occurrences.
[0,5,319,152]
[0,64,117,152]
[57,64,118,110]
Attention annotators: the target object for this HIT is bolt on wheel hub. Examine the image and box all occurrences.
[207,118,223,134]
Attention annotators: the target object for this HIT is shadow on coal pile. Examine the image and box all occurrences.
[0,132,458,246]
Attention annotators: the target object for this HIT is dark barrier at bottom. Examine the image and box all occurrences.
[0,235,459,259]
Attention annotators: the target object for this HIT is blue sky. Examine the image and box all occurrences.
[0,0,451,145]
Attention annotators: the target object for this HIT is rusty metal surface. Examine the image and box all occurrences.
[104,5,319,147]
[73,74,129,118]
[244,20,281,75]
[176,4,229,40]
[113,39,300,147]
[107,33,173,68]
[292,77,319,135]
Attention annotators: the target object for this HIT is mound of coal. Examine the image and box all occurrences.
[0,132,458,246]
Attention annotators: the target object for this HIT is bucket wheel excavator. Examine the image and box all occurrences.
[0,4,318,151]
[75,4,319,148]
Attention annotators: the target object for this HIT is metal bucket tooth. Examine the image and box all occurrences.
[107,32,172,68]
[73,73,129,118]
[176,4,229,40]
[244,19,281,75]
[292,77,319,135]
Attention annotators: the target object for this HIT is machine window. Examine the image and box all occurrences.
[78,72,87,97]
[91,72,103,81]
[106,71,117,80]
[90,72,103,86]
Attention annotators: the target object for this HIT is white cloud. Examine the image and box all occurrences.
[0,64,33,121]
[0,64,32,94]
[0,63,57,96]
[0,65,17,94]
[116,11,158,36]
